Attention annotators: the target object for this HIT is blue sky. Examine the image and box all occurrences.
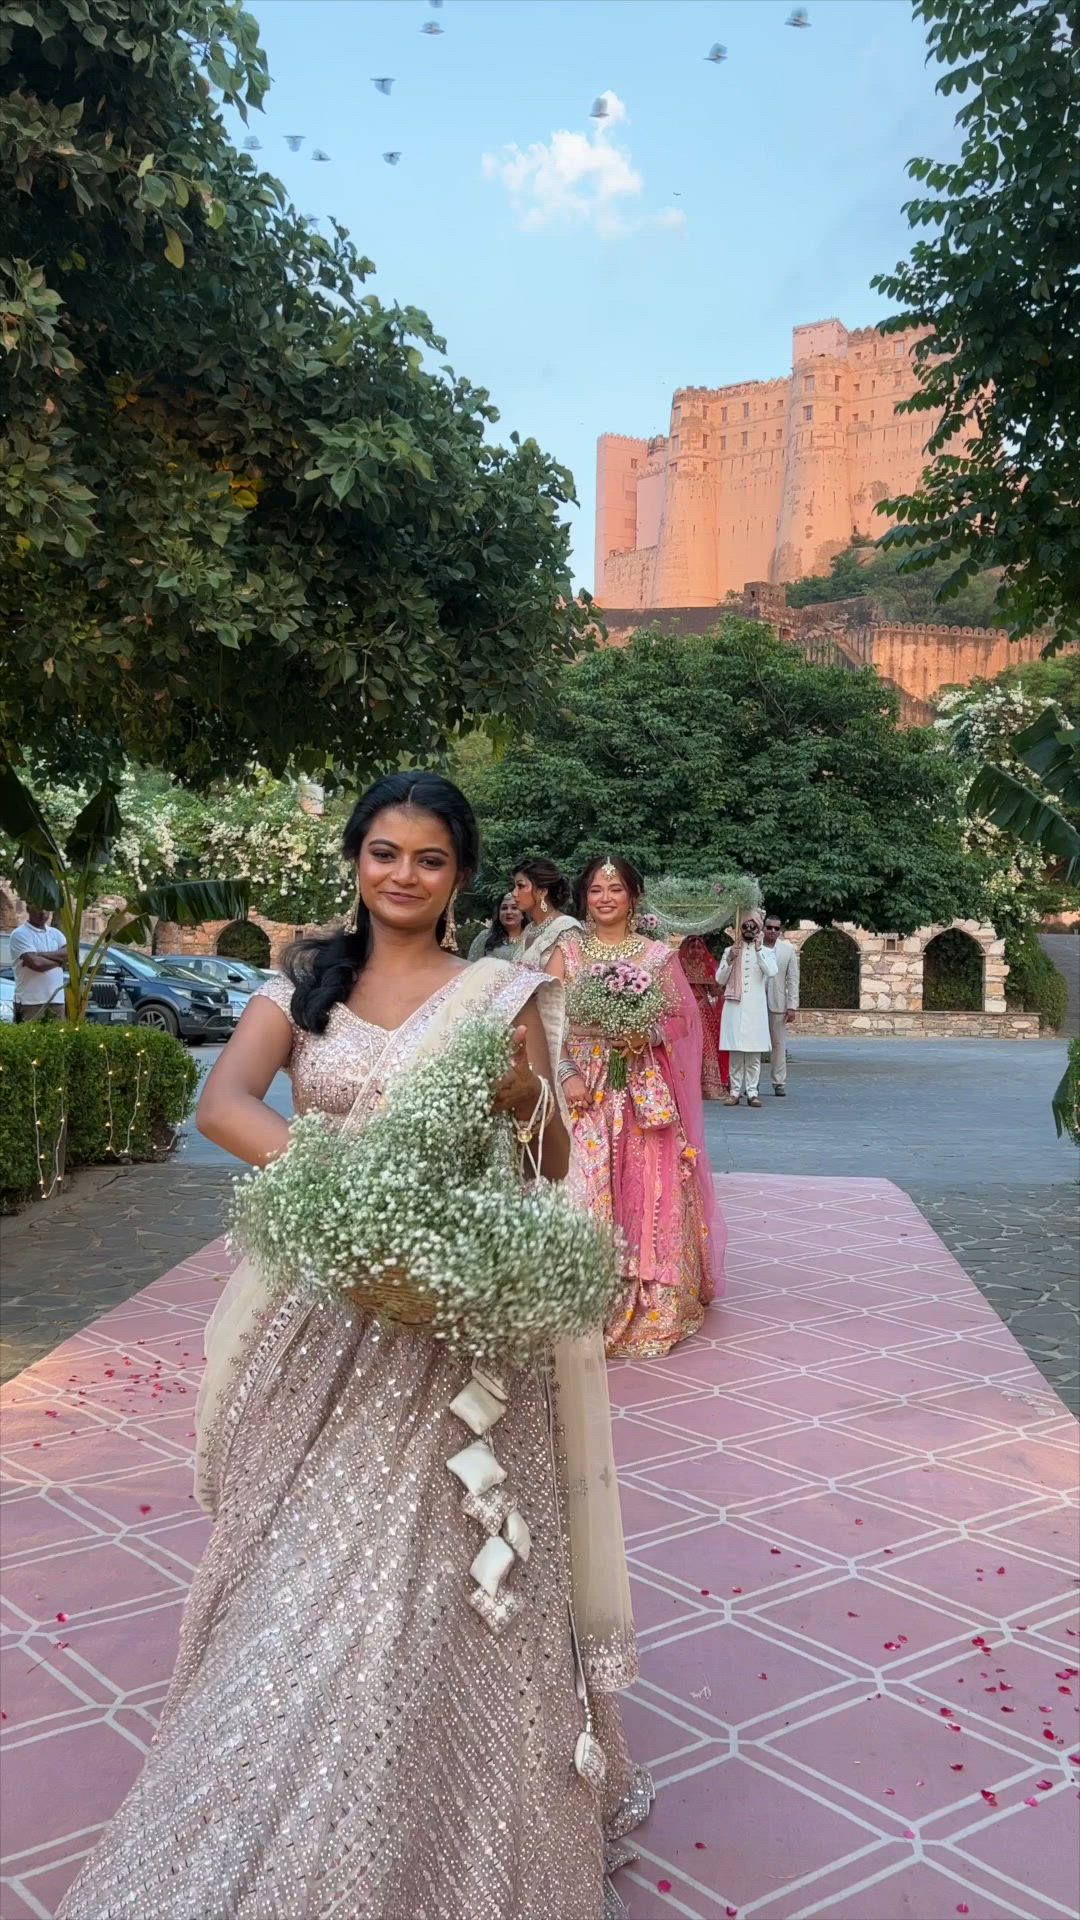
[240,0,959,588]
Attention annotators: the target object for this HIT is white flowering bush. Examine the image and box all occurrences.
[231,1019,620,1368]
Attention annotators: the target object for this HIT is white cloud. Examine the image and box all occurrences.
[482,92,685,240]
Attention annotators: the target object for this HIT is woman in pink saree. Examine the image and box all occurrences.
[680,936,730,1100]
[547,856,726,1360]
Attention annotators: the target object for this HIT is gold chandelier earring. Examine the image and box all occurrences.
[348,872,363,933]
[440,889,460,953]
[538,891,548,916]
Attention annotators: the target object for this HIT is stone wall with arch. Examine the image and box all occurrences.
[776,917,1031,1036]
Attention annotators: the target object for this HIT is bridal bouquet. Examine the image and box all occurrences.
[566,958,673,1089]
[230,1019,620,1369]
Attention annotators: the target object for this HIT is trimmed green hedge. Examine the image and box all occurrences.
[0,1022,70,1206]
[1005,928,1069,1031]
[0,1024,199,1211]
[923,929,984,1013]
[801,928,861,1010]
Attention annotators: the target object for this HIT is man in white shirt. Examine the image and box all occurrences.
[763,914,799,1097]
[9,910,67,1022]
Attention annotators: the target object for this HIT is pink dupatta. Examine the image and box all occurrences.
[661,949,727,1295]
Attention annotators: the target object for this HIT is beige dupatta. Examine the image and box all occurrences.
[192,958,637,1692]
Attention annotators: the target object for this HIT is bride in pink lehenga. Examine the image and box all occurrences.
[547,856,726,1361]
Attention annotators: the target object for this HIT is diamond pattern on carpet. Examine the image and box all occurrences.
[1,1177,1077,1920]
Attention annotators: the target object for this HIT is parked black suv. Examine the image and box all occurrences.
[80,946,236,1043]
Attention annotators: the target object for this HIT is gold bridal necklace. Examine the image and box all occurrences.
[582,857,646,961]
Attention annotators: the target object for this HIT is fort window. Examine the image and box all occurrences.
[854,383,861,394]
[803,405,813,423]
[835,406,841,421]
[630,458,638,470]
[805,375,816,394]
[741,431,748,448]
[742,403,750,419]
[834,376,841,391]
[895,342,904,356]
[720,435,726,450]
[721,406,728,422]
[775,429,782,441]
[702,435,709,450]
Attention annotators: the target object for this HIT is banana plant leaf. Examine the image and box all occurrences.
[111,878,251,946]
[966,763,1080,883]
[0,763,64,863]
[65,781,124,871]
[1012,707,1080,810]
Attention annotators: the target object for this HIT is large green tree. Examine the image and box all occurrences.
[468,622,991,934]
[0,0,590,788]
[872,0,1080,653]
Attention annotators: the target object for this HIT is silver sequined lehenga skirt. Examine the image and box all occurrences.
[57,1302,651,1920]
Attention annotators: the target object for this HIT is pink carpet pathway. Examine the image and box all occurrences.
[1,1174,1078,1920]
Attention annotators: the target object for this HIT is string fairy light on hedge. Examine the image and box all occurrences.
[99,1039,150,1159]
[30,1054,65,1201]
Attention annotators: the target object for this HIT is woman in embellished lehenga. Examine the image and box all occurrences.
[680,935,730,1099]
[57,774,649,1920]
[547,856,725,1362]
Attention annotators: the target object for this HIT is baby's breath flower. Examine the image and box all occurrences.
[231,1018,620,1368]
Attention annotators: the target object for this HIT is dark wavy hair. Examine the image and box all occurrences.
[514,857,572,914]
[573,853,644,922]
[482,894,522,956]
[285,771,479,1034]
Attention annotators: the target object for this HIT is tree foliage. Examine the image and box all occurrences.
[0,0,590,787]
[786,540,1007,627]
[872,0,1080,654]
[0,763,249,1019]
[467,622,991,935]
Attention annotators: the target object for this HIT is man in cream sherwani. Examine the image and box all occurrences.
[763,914,800,1097]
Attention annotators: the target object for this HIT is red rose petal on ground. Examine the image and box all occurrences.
[1036,1779,1053,1790]
[694,1842,706,1850]
[957,1905,969,1914]
[44,1410,57,1419]
[947,1722,962,1732]
[884,1787,896,1796]
[904,1827,915,1838]
[847,1610,859,1618]
[1,1711,7,1721]
[139,1505,152,1515]
[700,1589,710,1597]
[898,1635,909,1645]
[940,1707,953,1717]
[1002,1706,1016,1713]
[884,1642,900,1651]
[1024,1796,1038,1807]
[854,1518,864,1526]
[1069,1752,1080,1765]
[1042,1728,1057,1740]
[726,1909,738,1918]
[770,1547,781,1555]
[980,1789,997,1805]
[657,1881,671,1894]
[1059,1687,1072,1695]
[951,1764,964,1772]
[55,1613,68,1624]
[31,1442,41,1450]
[731,1587,743,1594]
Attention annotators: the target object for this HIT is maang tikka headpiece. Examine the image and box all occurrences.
[600,855,617,878]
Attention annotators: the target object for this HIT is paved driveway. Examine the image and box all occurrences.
[3,1036,1076,1405]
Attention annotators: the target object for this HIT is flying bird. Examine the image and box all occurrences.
[705,43,727,63]
[372,77,395,94]
[242,135,262,151]
[312,149,330,162]
[284,133,305,151]
[786,7,810,24]
[421,20,443,33]
[383,151,402,166]
[429,0,444,7]
[590,96,609,119]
